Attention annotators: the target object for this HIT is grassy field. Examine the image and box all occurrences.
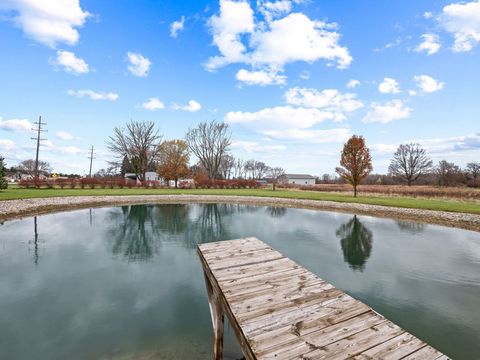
[1,186,479,215]
[280,184,480,201]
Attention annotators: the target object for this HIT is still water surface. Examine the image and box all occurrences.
[1,204,480,359]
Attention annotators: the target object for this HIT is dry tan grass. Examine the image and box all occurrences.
[278,184,480,201]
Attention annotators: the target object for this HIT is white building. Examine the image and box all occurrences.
[281,174,316,186]
[124,172,160,183]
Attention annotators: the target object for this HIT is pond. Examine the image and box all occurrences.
[1,203,480,359]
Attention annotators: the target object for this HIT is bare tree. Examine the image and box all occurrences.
[185,120,231,179]
[436,160,462,186]
[388,143,432,186]
[268,166,285,191]
[335,135,372,197]
[254,161,269,179]
[18,159,51,177]
[244,159,256,179]
[233,158,245,179]
[466,162,480,180]
[219,154,235,179]
[106,121,163,182]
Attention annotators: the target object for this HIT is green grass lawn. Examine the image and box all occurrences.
[1,186,479,214]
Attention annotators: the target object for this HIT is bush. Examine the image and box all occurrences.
[56,178,69,189]
[193,178,261,189]
[69,179,77,189]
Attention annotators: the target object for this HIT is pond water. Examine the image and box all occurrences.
[1,203,480,359]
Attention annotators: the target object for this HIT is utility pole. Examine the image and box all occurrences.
[31,116,47,181]
[88,145,95,177]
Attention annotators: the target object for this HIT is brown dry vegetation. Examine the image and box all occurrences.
[277,184,480,201]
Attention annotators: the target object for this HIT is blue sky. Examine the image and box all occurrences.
[0,0,479,176]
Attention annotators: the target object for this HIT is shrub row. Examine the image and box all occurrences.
[18,178,168,189]
[17,177,262,190]
[194,179,261,189]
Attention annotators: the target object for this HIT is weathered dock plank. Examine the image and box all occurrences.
[197,237,449,360]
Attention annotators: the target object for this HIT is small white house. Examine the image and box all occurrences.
[282,174,316,186]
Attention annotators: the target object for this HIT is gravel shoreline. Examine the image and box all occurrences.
[1,195,479,232]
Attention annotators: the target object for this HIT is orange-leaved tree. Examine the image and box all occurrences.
[335,135,372,197]
[158,140,191,188]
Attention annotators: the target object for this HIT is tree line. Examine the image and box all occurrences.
[1,120,477,194]
[334,135,479,196]
[105,120,284,188]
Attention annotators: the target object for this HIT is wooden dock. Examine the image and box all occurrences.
[197,237,449,360]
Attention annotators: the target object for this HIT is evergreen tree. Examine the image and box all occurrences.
[0,156,8,190]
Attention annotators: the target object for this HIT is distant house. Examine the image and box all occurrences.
[281,174,316,186]
[124,172,160,183]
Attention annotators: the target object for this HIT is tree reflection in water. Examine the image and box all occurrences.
[107,203,256,261]
[109,205,163,262]
[183,203,254,247]
[395,220,427,235]
[336,215,373,271]
[266,206,287,218]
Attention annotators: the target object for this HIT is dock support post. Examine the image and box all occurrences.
[203,272,224,360]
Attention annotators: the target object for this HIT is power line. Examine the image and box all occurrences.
[31,116,47,180]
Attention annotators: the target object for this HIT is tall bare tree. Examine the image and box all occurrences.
[106,121,163,182]
[335,135,372,197]
[466,162,480,180]
[268,166,285,191]
[218,154,235,179]
[388,143,432,186]
[185,120,231,179]
[233,158,245,179]
[244,159,256,179]
[436,160,462,186]
[254,161,269,179]
[18,159,51,177]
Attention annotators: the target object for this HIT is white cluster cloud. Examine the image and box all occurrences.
[257,0,294,22]
[362,100,412,124]
[346,79,360,89]
[55,130,74,140]
[371,143,398,155]
[182,100,202,112]
[226,106,338,129]
[0,139,16,152]
[284,87,363,116]
[127,52,152,77]
[414,75,444,93]
[207,0,351,84]
[410,133,480,154]
[378,77,400,94]
[231,140,286,153]
[235,68,286,86]
[68,89,119,101]
[142,98,165,111]
[226,86,362,142]
[263,128,351,143]
[439,0,480,52]
[53,50,89,74]
[415,34,441,55]
[0,118,33,132]
[0,0,90,47]
[170,16,185,38]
